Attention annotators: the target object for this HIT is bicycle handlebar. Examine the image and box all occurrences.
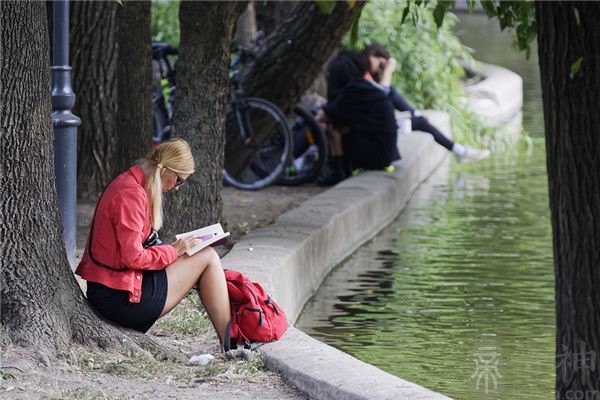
[152,41,179,59]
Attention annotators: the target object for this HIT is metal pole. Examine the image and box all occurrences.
[52,0,80,269]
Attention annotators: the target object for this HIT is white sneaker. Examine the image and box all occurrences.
[456,147,490,164]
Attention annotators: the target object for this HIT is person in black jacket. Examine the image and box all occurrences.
[361,43,490,163]
[316,51,399,184]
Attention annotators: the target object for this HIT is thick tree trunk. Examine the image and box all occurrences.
[255,1,296,37]
[162,1,247,239]
[115,0,153,173]
[225,1,365,175]
[1,1,172,362]
[535,2,600,397]
[71,0,118,199]
[0,0,139,357]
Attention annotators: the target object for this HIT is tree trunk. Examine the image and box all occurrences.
[0,0,147,358]
[115,0,153,173]
[234,1,257,49]
[162,1,247,239]
[535,2,600,397]
[71,0,118,199]
[225,1,365,175]
[255,1,296,37]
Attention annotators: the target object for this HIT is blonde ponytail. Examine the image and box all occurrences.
[138,138,195,230]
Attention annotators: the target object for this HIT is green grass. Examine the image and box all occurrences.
[149,294,213,338]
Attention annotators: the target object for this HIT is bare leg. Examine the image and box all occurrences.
[325,126,346,156]
[161,247,231,343]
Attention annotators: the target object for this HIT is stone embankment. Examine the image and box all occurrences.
[221,62,523,400]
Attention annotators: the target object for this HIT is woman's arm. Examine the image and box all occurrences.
[378,57,397,87]
[388,86,416,114]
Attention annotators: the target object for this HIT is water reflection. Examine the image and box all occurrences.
[297,142,554,399]
[297,14,553,399]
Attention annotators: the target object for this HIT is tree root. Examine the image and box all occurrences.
[70,308,185,364]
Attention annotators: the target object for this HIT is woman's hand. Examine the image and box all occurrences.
[379,57,397,87]
[173,235,199,257]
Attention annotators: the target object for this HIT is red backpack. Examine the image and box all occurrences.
[225,269,288,349]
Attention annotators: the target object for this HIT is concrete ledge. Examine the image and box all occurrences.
[465,62,523,127]
[222,110,452,399]
[262,327,447,400]
[220,60,524,399]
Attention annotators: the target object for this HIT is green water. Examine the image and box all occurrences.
[296,14,554,400]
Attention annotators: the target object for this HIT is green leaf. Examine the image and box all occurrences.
[400,3,411,25]
[349,8,362,46]
[466,0,477,12]
[433,3,447,28]
[480,0,498,17]
[115,0,123,5]
[573,7,581,26]
[315,0,336,15]
[570,57,583,78]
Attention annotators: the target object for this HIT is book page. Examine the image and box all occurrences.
[175,223,230,256]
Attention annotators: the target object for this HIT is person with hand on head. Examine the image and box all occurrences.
[316,50,400,185]
[361,43,490,164]
[76,138,234,351]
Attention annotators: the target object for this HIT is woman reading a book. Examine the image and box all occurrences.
[76,138,233,351]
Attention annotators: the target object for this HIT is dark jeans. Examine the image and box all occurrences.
[389,86,455,151]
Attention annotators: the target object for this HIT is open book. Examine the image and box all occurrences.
[175,223,230,256]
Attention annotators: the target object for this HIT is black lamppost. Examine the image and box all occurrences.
[52,0,80,268]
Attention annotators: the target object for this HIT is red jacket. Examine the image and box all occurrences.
[76,165,177,303]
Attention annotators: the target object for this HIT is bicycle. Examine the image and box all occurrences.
[221,46,294,190]
[224,35,328,187]
[279,104,328,186]
[151,41,178,145]
[151,41,328,189]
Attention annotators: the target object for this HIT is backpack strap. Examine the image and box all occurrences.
[86,177,165,271]
[86,185,123,271]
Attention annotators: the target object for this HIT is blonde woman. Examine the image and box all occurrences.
[76,138,232,350]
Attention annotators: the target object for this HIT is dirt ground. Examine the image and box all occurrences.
[0,184,326,400]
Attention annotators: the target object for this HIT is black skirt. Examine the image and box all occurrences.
[87,269,168,333]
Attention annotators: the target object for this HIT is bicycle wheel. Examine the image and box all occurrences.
[279,105,329,186]
[223,97,293,190]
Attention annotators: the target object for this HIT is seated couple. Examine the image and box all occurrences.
[316,43,490,185]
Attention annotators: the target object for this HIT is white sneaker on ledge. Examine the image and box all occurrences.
[456,147,490,164]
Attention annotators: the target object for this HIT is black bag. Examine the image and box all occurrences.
[142,229,163,248]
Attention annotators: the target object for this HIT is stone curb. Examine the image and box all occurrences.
[222,111,453,400]
[465,62,523,127]
[220,62,520,399]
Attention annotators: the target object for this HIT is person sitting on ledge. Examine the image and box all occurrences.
[360,43,490,164]
[316,50,400,185]
[76,138,234,351]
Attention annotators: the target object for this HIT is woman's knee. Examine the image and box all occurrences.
[191,246,221,270]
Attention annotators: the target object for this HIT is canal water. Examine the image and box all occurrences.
[295,14,554,400]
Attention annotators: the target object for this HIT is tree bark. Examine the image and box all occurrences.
[115,0,153,173]
[162,1,247,239]
[255,1,296,37]
[71,0,118,199]
[225,1,365,175]
[535,2,600,396]
[1,1,176,363]
[0,0,145,358]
